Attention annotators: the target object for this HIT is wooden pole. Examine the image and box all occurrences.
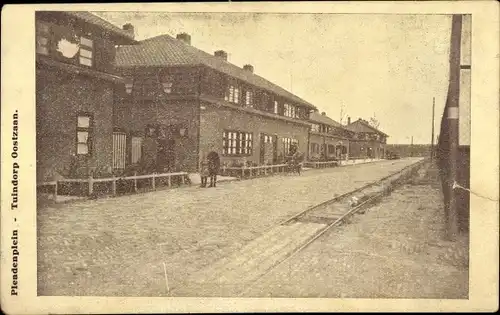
[431,97,436,161]
[446,14,463,240]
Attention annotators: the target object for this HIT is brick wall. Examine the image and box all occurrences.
[199,102,310,167]
[308,133,349,160]
[36,68,115,181]
[349,140,385,159]
[113,98,199,172]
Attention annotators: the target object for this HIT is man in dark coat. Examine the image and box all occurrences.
[207,152,220,187]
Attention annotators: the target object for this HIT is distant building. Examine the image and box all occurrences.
[113,33,317,172]
[36,11,136,182]
[345,118,388,159]
[308,111,354,160]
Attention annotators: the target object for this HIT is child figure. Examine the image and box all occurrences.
[200,155,209,188]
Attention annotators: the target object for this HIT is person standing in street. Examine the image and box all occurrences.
[200,154,209,188]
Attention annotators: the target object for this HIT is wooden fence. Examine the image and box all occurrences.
[220,164,290,179]
[37,171,190,201]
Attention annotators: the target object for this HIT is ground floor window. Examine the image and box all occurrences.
[76,114,92,155]
[131,136,143,164]
[222,130,253,156]
[310,142,320,154]
[282,137,298,156]
[328,144,335,155]
[113,132,127,170]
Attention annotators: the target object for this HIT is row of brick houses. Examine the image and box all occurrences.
[36,12,389,182]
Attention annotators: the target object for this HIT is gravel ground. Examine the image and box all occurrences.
[243,162,469,299]
[37,158,422,296]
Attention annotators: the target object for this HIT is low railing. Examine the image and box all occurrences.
[37,171,190,200]
[220,164,291,179]
[303,160,339,168]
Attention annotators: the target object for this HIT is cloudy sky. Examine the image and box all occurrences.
[96,12,453,144]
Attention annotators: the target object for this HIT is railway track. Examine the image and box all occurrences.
[171,158,428,297]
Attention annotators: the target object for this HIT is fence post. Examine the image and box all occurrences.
[88,174,94,196]
[134,171,138,192]
[241,167,244,179]
[112,175,116,195]
[54,182,58,203]
[152,173,156,190]
[264,166,267,176]
[181,173,185,185]
[167,175,171,187]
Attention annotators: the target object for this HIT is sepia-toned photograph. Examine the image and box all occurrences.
[1,2,498,314]
[35,10,471,298]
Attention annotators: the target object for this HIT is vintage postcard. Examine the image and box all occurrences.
[1,1,498,314]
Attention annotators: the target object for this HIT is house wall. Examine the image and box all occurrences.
[308,133,349,160]
[36,67,115,182]
[199,102,310,166]
[349,139,386,159]
[113,97,199,172]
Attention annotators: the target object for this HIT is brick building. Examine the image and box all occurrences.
[345,118,388,159]
[36,11,136,182]
[113,32,317,173]
[308,111,353,161]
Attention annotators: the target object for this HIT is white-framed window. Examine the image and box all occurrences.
[274,100,279,114]
[131,136,143,164]
[222,130,253,156]
[245,90,253,107]
[79,36,93,67]
[282,137,298,156]
[225,84,240,104]
[36,21,50,55]
[76,114,92,155]
[263,135,274,143]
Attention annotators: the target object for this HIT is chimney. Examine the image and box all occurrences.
[243,64,254,73]
[347,116,351,125]
[176,33,191,45]
[214,50,228,61]
[321,112,326,116]
[122,23,135,38]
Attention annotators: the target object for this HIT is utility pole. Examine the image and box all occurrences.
[411,136,414,157]
[431,97,435,161]
[446,14,463,241]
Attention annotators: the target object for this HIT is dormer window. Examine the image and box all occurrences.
[79,36,93,67]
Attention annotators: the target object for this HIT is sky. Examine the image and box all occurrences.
[95,12,453,145]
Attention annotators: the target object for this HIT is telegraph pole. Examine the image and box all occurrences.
[411,136,414,157]
[431,97,435,161]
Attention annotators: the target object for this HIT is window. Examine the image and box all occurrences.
[274,100,279,114]
[282,137,298,156]
[76,115,92,155]
[131,136,143,164]
[222,130,253,156]
[245,90,253,107]
[311,124,320,132]
[310,142,320,154]
[225,84,240,104]
[36,21,50,55]
[284,103,299,118]
[79,36,93,67]
[263,135,274,143]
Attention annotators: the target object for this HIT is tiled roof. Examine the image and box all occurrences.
[115,34,316,109]
[309,111,344,128]
[63,11,136,44]
[346,119,389,137]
